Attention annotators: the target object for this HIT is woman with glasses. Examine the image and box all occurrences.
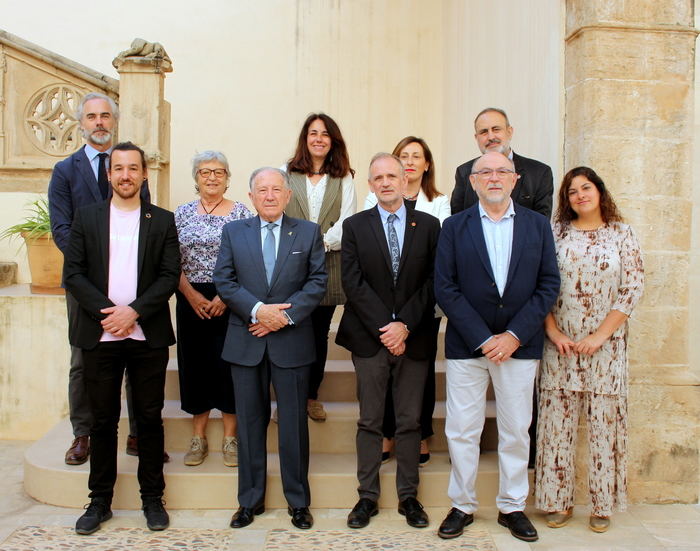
[364,136,450,466]
[535,167,644,533]
[175,151,252,467]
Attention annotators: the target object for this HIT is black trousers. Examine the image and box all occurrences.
[231,356,311,508]
[83,339,168,501]
[308,305,336,400]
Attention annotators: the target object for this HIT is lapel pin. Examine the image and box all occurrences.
[288,231,293,236]
[145,213,152,219]
[411,222,416,227]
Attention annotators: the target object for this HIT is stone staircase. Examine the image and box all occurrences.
[24,319,504,510]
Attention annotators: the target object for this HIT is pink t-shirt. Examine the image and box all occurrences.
[100,204,146,342]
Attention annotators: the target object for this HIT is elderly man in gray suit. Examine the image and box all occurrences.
[213,167,327,530]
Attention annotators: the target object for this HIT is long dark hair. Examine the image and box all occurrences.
[555,166,623,224]
[391,136,441,201]
[287,113,355,178]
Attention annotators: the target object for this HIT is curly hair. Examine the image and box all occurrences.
[391,136,442,201]
[287,113,354,178]
[555,166,623,225]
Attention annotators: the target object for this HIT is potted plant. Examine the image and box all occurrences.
[0,197,64,294]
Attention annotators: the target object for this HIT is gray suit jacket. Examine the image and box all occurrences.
[213,214,327,367]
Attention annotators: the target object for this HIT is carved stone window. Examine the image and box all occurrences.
[24,84,84,156]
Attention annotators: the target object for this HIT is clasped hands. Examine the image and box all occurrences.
[549,330,606,357]
[481,332,520,364]
[249,303,291,337]
[100,305,139,337]
[379,321,409,356]
[188,292,227,320]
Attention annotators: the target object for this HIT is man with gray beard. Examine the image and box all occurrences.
[49,92,151,465]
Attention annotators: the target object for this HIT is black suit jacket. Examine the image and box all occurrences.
[450,152,553,218]
[62,200,180,350]
[336,205,440,360]
[48,145,151,254]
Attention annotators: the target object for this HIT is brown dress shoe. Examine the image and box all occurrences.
[65,436,90,465]
[125,435,170,463]
[307,399,327,422]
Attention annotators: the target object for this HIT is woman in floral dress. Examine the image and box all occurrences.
[535,166,644,533]
[175,151,252,467]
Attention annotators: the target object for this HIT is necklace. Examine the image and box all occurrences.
[404,192,419,201]
[310,171,324,176]
[200,198,224,215]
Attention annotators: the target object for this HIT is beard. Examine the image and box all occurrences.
[112,180,141,200]
[82,126,112,146]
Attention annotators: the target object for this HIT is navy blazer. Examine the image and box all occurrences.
[48,145,151,254]
[336,206,441,360]
[450,152,553,218]
[62,200,180,350]
[213,214,327,368]
[435,202,559,360]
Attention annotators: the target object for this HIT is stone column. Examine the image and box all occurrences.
[565,0,699,503]
[112,42,172,207]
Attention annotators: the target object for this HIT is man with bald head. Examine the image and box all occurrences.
[450,108,553,218]
[435,152,559,542]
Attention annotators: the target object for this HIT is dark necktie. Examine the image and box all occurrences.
[97,153,109,199]
[263,222,278,283]
[387,213,400,282]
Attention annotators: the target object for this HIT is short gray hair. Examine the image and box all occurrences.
[473,107,510,128]
[368,152,405,180]
[76,92,119,121]
[248,167,289,191]
[191,150,230,181]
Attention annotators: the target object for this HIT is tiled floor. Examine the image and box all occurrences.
[1,440,699,550]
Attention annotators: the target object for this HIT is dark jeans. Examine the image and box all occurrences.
[309,305,336,400]
[83,339,168,501]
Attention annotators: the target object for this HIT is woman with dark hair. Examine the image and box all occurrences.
[281,113,356,422]
[365,136,450,465]
[535,166,644,533]
[175,151,252,467]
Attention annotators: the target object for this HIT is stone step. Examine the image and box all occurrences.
[24,419,517,510]
[150,400,498,454]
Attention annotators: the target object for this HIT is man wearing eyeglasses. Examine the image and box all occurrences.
[435,151,559,543]
[450,108,553,219]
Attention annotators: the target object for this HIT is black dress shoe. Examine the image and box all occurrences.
[438,507,474,539]
[498,511,539,542]
[288,506,313,529]
[75,498,112,535]
[398,497,429,528]
[347,498,378,529]
[229,503,265,528]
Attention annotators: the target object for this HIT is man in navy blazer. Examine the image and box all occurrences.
[435,152,559,543]
[213,167,326,530]
[48,92,150,465]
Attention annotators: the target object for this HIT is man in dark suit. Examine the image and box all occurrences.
[213,167,326,530]
[48,92,150,465]
[63,142,180,535]
[435,151,559,543]
[450,107,553,218]
[337,153,440,530]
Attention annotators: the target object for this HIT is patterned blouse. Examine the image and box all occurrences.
[175,200,253,283]
[539,221,644,396]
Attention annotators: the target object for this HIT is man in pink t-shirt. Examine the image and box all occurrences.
[63,142,180,536]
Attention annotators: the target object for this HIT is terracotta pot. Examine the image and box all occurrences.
[22,232,64,295]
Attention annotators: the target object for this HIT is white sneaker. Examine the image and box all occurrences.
[222,436,238,467]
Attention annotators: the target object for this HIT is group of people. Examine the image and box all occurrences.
[47,92,644,542]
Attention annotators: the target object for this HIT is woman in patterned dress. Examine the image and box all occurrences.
[175,151,252,467]
[535,166,644,533]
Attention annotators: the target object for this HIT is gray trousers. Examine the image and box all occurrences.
[353,348,428,501]
[66,291,137,437]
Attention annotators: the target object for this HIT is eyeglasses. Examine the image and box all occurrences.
[472,168,516,179]
[198,168,228,179]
